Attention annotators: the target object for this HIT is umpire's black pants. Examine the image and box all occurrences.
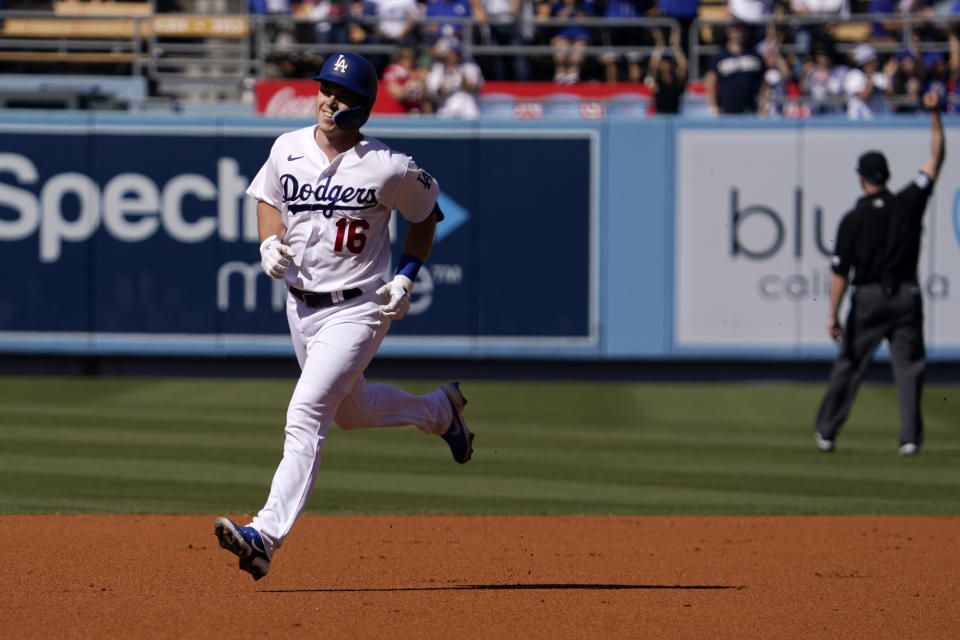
[815,283,926,447]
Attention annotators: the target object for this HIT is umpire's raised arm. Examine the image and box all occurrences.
[920,91,945,183]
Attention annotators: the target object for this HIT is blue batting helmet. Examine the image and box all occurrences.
[313,52,378,131]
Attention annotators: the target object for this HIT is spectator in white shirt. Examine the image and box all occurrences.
[844,43,894,119]
[426,38,485,118]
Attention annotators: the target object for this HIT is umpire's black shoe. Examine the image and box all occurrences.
[441,382,474,464]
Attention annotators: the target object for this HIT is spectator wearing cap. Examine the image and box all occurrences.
[843,43,893,119]
[890,48,922,112]
[704,22,766,114]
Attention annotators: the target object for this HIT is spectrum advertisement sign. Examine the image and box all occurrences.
[675,126,960,350]
[0,125,595,354]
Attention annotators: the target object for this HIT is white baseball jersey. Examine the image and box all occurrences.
[247,124,440,293]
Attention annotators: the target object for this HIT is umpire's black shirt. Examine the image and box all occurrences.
[831,172,934,286]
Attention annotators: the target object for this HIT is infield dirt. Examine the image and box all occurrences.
[2,515,958,638]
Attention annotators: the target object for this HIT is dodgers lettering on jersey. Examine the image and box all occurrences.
[246,124,439,294]
[281,174,380,215]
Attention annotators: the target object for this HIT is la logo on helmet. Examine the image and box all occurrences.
[334,55,348,73]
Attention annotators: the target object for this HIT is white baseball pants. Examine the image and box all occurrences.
[250,289,453,556]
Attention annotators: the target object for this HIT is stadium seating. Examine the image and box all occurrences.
[0,3,954,113]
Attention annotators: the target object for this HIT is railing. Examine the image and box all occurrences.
[1,8,958,110]
[255,15,682,64]
[0,10,149,73]
[688,12,960,79]
[0,9,253,99]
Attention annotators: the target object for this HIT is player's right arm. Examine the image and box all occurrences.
[247,136,296,280]
[257,200,285,244]
[919,91,945,183]
[256,200,295,280]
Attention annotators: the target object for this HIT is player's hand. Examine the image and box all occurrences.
[827,315,843,343]
[376,274,413,320]
[260,234,296,279]
[921,90,940,111]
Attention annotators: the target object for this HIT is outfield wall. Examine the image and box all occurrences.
[0,112,958,361]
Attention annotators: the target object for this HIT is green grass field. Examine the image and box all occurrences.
[1,376,958,515]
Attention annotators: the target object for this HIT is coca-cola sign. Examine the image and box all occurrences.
[259,84,316,117]
[255,79,657,119]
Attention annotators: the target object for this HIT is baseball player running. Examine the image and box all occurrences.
[214,52,474,581]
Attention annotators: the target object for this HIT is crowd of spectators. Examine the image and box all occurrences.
[251,0,960,116]
[2,0,957,115]
[703,0,960,117]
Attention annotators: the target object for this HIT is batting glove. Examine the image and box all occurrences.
[260,234,296,279]
[376,274,413,320]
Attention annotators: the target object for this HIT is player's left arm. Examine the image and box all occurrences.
[377,205,441,320]
[377,161,442,319]
[399,206,440,264]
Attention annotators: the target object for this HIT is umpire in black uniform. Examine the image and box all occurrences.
[814,91,946,456]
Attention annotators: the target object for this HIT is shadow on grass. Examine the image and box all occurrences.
[262,583,745,593]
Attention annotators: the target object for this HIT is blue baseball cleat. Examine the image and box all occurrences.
[441,382,474,464]
[214,517,270,581]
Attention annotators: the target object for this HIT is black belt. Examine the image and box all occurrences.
[289,286,363,309]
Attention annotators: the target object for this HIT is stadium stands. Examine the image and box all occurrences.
[0,0,956,115]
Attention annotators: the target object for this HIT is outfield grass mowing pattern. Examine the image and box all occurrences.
[1,377,958,515]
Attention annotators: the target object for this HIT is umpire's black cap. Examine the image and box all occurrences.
[856,151,890,185]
